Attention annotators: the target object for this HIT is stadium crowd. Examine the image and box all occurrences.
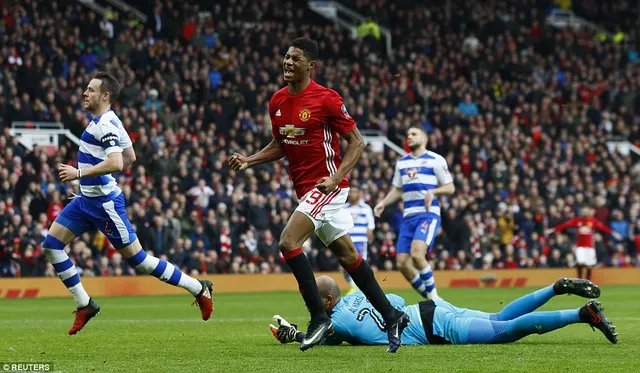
[1,0,639,278]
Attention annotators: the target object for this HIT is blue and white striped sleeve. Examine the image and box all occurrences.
[94,119,123,155]
[119,124,132,149]
[392,161,402,189]
[365,205,375,230]
[433,154,453,185]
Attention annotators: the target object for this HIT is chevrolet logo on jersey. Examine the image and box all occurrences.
[280,125,306,138]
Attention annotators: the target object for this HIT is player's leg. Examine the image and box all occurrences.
[43,198,99,335]
[575,247,586,279]
[584,248,597,281]
[465,309,581,344]
[410,217,440,300]
[118,240,213,318]
[278,210,331,350]
[492,278,601,321]
[43,224,89,307]
[345,242,367,295]
[96,194,212,320]
[321,209,409,353]
[467,300,617,344]
[396,219,429,298]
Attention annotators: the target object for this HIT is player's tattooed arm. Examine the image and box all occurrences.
[229,139,285,171]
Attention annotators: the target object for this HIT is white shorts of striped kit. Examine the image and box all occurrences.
[296,187,354,246]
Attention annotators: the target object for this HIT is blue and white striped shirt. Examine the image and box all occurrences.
[392,150,453,218]
[345,201,375,244]
[78,110,132,197]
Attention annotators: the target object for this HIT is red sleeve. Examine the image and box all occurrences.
[554,218,578,232]
[592,219,614,235]
[269,94,278,138]
[324,90,356,136]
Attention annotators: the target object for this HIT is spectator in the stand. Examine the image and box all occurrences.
[0,0,638,278]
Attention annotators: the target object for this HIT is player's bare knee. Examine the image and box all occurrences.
[48,222,76,242]
[410,244,428,266]
[277,235,298,253]
[335,248,359,266]
[396,255,412,270]
[118,239,143,259]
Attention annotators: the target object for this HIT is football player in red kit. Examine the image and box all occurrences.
[546,206,622,280]
[229,37,409,353]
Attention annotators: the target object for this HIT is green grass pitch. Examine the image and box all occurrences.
[0,285,638,373]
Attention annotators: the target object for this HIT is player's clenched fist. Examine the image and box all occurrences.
[374,203,386,218]
[228,153,249,171]
[315,176,339,194]
[58,164,79,182]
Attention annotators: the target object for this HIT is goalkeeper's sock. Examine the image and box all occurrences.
[283,248,328,320]
[344,255,403,325]
[126,249,202,295]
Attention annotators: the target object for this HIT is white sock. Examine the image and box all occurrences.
[69,283,91,308]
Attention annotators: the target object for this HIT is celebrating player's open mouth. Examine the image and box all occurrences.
[283,64,295,81]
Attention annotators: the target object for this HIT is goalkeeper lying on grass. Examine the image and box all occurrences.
[270,276,618,346]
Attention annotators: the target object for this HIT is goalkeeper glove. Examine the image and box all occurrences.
[269,315,302,344]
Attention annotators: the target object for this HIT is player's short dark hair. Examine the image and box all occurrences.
[93,71,120,104]
[408,124,427,135]
[290,37,318,61]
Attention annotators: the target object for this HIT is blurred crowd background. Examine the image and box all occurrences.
[1,0,639,278]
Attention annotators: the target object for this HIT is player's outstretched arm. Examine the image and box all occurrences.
[229,139,285,171]
[58,152,124,182]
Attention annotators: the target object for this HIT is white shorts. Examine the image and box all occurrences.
[575,247,597,266]
[296,187,354,246]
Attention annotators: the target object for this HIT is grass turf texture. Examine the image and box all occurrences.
[0,285,637,373]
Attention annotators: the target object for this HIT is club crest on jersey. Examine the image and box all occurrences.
[406,168,418,179]
[299,108,311,122]
[341,104,350,118]
[280,124,306,138]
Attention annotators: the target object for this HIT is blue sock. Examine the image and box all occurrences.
[468,309,580,344]
[410,274,429,298]
[493,285,556,321]
[42,235,90,308]
[126,249,202,295]
[418,264,436,292]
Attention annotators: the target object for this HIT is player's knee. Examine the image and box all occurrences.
[277,237,297,253]
[410,248,427,265]
[335,247,359,266]
[396,255,412,270]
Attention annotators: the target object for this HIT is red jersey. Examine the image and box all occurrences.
[553,217,614,248]
[269,80,355,198]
